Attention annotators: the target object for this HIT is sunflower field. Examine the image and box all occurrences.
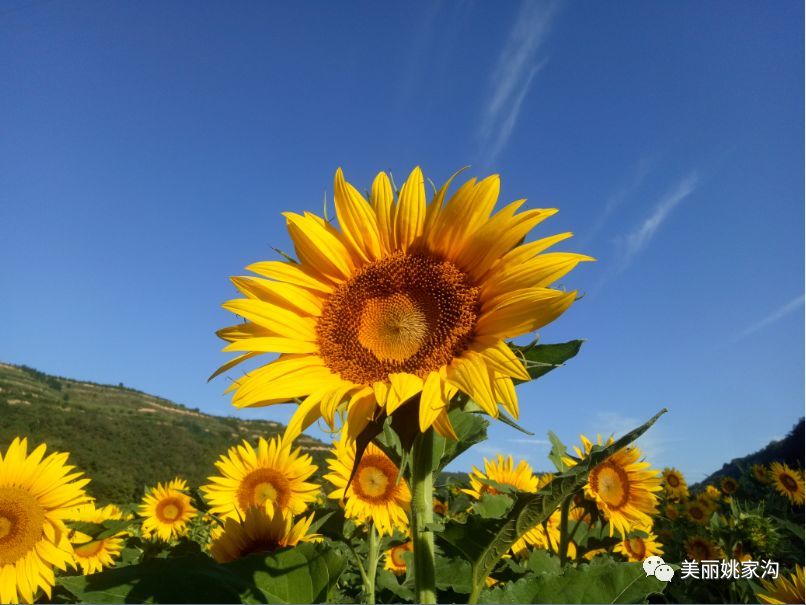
[0,169,803,604]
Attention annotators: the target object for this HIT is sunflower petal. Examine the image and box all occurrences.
[334,168,382,261]
[394,167,426,251]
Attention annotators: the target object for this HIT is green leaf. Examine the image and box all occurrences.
[67,519,134,543]
[439,408,667,602]
[376,568,415,602]
[435,554,473,594]
[58,542,346,604]
[471,493,515,519]
[525,550,562,576]
[433,408,488,472]
[511,340,584,383]
[547,431,570,472]
[479,560,668,604]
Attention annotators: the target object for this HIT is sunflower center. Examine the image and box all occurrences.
[690,506,704,520]
[667,475,679,488]
[390,544,410,567]
[317,252,480,384]
[239,537,280,558]
[352,455,398,503]
[238,469,290,510]
[626,537,646,559]
[780,474,798,491]
[589,462,630,509]
[0,486,46,566]
[688,540,710,561]
[155,497,185,523]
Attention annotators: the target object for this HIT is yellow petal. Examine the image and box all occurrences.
[208,351,260,381]
[430,175,499,260]
[284,212,354,281]
[386,373,424,415]
[419,372,447,432]
[476,288,577,339]
[447,354,498,417]
[371,172,394,254]
[482,252,594,300]
[394,167,426,251]
[222,298,317,341]
[476,341,530,381]
[344,387,380,442]
[230,276,323,316]
[284,390,328,442]
[492,374,518,418]
[223,337,319,355]
[246,260,334,293]
[334,168,382,261]
[432,409,458,440]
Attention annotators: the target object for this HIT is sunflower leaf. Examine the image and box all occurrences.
[478,559,668,604]
[511,340,584,383]
[438,408,667,603]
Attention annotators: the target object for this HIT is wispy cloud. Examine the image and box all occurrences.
[733,295,804,342]
[620,172,699,267]
[580,158,653,248]
[477,1,556,165]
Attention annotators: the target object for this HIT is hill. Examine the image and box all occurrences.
[0,363,330,504]
[692,417,805,490]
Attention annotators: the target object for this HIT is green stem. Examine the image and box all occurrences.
[366,524,379,605]
[411,429,437,604]
[558,495,572,566]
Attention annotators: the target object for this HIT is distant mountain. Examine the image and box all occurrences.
[0,363,329,504]
[692,417,805,490]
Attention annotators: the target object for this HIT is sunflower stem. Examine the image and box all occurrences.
[366,524,378,605]
[411,429,437,604]
[558,494,572,566]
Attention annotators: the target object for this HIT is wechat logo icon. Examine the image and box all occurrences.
[643,556,675,582]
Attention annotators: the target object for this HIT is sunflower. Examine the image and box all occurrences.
[67,503,126,575]
[751,464,770,484]
[209,505,317,563]
[138,478,197,541]
[432,498,448,516]
[462,455,538,499]
[720,476,738,496]
[213,168,591,443]
[0,437,91,604]
[703,485,721,502]
[383,540,413,575]
[664,502,680,521]
[324,440,410,536]
[661,467,689,500]
[575,437,661,537]
[583,548,608,560]
[202,436,318,520]
[561,434,614,468]
[769,462,805,505]
[614,528,664,562]
[685,499,711,525]
[684,536,724,561]
[512,509,576,560]
[757,565,804,605]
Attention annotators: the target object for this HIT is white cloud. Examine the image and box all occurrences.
[621,172,699,265]
[477,1,556,165]
[733,295,804,342]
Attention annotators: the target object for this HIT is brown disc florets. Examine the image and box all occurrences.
[317,252,480,384]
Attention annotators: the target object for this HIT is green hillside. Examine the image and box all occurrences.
[0,363,330,504]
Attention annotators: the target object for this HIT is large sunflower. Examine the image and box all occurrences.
[661,467,689,500]
[324,440,410,536]
[769,462,805,505]
[575,438,661,537]
[685,499,711,525]
[138,478,197,541]
[757,564,804,605]
[214,168,590,442]
[67,503,126,575]
[209,505,317,563]
[614,528,664,562]
[462,455,539,499]
[202,436,318,520]
[0,437,91,604]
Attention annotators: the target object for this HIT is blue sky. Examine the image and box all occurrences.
[1,0,803,481]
